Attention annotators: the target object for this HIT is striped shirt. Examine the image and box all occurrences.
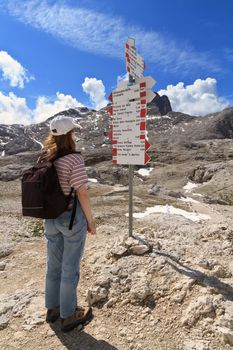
[54,153,88,195]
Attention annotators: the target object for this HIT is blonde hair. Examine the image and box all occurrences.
[40,129,76,161]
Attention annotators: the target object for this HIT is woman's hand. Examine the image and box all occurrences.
[87,221,96,235]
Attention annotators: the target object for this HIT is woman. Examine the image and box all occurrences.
[40,115,96,332]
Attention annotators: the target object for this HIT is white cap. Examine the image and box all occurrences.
[50,115,81,136]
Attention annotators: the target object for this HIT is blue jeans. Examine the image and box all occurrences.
[44,200,87,318]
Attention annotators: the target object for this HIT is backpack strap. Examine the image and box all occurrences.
[68,195,77,230]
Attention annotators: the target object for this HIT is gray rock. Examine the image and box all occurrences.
[166,190,183,199]
[148,256,166,272]
[216,302,233,331]
[131,244,150,255]
[0,299,15,315]
[104,298,117,308]
[181,296,216,327]
[87,286,108,306]
[21,294,46,330]
[129,272,151,303]
[218,327,233,346]
[0,262,6,271]
[95,273,111,288]
[211,264,232,278]
[171,290,187,304]
[13,290,38,316]
[110,245,128,258]
[148,185,161,195]
[203,196,228,205]
[0,244,14,258]
[0,289,37,330]
[110,237,152,259]
[0,313,10,330]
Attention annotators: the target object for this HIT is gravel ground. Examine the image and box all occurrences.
[1,178,233,350]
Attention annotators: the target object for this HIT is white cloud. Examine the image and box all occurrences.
[0,50,32,88]
[117,73,129,86]
[158,78,230,116]
[0,91,83,125]
[82,77,108,110]
[0,91,32,124]
[33,92,83,123]
[0,0,220,75]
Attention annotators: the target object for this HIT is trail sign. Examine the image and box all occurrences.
[117,76,156,103]
[125,38,145,79]
[108,79,154,165]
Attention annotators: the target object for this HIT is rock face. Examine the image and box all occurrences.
[0,289,37,330]
[148,92,172,115]
[148,108,233,149]
[216,108,233,138]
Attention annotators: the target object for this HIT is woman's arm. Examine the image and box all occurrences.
[76,184,96,235]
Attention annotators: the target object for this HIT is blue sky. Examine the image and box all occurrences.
[0,0,232,124]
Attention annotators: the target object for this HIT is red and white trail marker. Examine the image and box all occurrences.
[108,37,156,166]
[108,81,154,165]
[125,38,145,79]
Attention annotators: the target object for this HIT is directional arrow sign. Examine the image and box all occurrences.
[135,76,156,89]
[117,76,156,104]
[125,38,145,78]
[109,84,151,165]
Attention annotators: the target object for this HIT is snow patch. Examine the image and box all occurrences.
[88,178,98,183]
[136,168,153,177]
[126,205,210,222]
[31,137,43,148]
[183,181,199,192]
[148,115,171,120]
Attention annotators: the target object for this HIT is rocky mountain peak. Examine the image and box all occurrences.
[148,92,172,116]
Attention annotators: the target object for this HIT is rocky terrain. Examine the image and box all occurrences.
[1,102,233,349]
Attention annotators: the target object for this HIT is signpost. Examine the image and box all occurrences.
[109,82,154,165]
[108,38,156,236]
[125,38,145,78]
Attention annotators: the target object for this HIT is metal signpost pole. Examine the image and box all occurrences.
[128,72,134,237]
[128,164,133,237]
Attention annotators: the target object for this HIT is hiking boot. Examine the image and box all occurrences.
[61,306,93,332]
[46,305,60,323]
